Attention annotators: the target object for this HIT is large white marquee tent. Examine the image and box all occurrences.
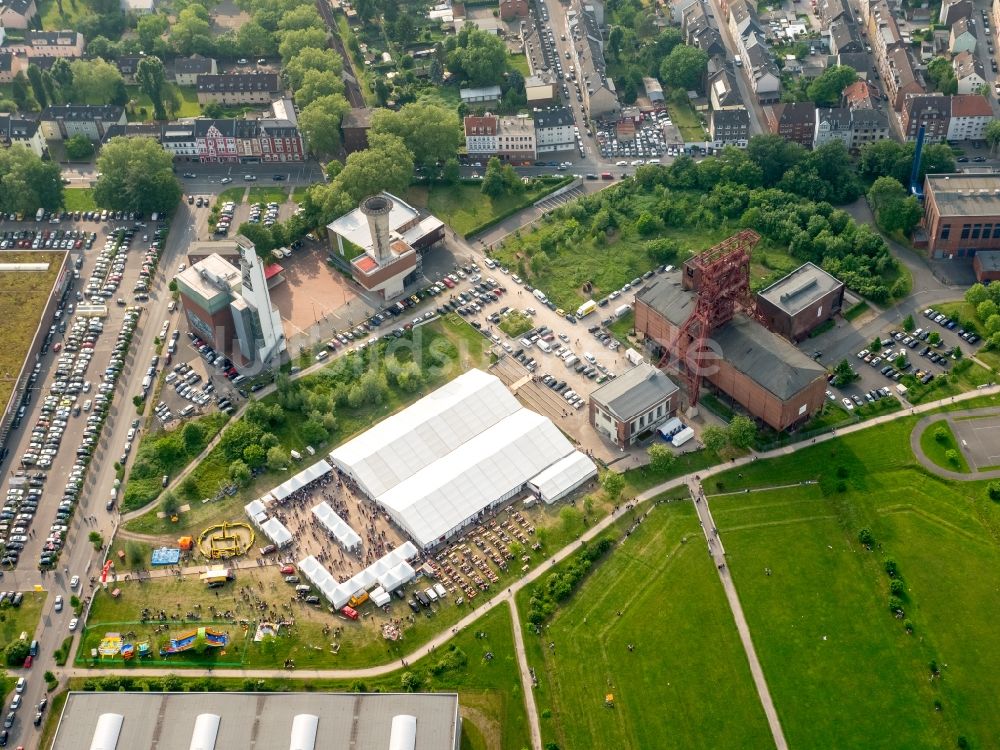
[329,369,597,548]
[312,501,362,551]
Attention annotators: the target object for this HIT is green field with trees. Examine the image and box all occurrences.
[919,419,971,473]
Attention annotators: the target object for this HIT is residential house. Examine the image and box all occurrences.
[194,116,303,164]
[496,115,535,162]
[884,47,925,111]
[940,0,973,26]
[950,17,978,54]
[116,56,141,83]
[745,40,782,104]
[0,0,37,29]
[341,107,372,154]
[829,19,864,54]
[174,54,217,86]
[18,30,84,57]
[953,50,987,93]
[901,94,952,141]
[843,79,880,108]
[818,0,848,26]
[39,104,126,142]
[569,0,620,120]
[850,108,890,147]
[765,102,816,148]
[813,107,853,148]
[836,51,875,80]
[0,115,45,157]
[947,93,993,141]
[709,67,744,110]
[682,0,726,58]
[534,106,575,152]
[709,107,750,146]
[196,73,281,105]
[464,114,499,155]
[498,0,528,20]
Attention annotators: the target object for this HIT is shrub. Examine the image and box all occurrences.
[857,527,874,547]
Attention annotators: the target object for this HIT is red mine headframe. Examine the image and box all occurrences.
[659,229,761,404]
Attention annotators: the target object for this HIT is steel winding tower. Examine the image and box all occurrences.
[658,229,761,404]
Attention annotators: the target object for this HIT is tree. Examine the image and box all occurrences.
[0,146,64,214]
[986,120,1000,156]
[136,56,168,121]
[966,282,990,306]
[333,132,414,201]
[902,314,915,332]
[988,480,1000,501]
[658,44,709,92]
[867,176,922,235]
[601,470,625,501]
[442,157,460,183]
[369,103,461,169]
[236,21,278,58]
[170,4,214,56]
[400,671,422,692]
[65,133,95,161]
[925,57,957,94]
[727,415,757,449]
[647,442,676,473]
[945,448,960,466]
[870,336,882,352]
[94,137,181,214]
[266,446,290,471]
[125,541,145,569]
[278,5,324,31]
[920,144,956,179]
[978,300,998,321]
[283,47,343,90]
[447,27,508,86]
[299,93,351,156]
[295,69,345,108]
[26,65,48,109]
[746,134,807,186]
[160,490,179,516]
[928,331,941,345]
[701,425,728,453]
[858,527,875,547]
[182,421,205,452]
[5,640,29,668]
[137,13,169,52]
[11,72,35,112]
[934,426,949,443]
[278,28,328,64]
[806,65,858,106]
[229,459,252,487]
[243,443,266,468]
[481,156,505,198]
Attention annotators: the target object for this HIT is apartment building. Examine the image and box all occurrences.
[534,107,575,153]
[901,94,952,141]
[814,106,889,148]
[709,107,751,146]
[568,0,620,120]
[463,114,537,161]
[765,102,815,148]
[0,114,45,157]
[39,104,126,142]
[952,50,987,93]
[947,93,993,141]
[196,73,281,105]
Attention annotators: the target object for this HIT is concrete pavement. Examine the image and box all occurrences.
[910,407,1000,480]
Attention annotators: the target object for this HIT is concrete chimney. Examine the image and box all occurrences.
[360,194,393,265]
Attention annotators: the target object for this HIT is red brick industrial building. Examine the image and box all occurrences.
[921,173,1000,259]
[756,262,845,341]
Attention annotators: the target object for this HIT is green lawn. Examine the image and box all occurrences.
[901,358,993,404]
[37,0,91,30]
[123,85,201,121]
[216,187,247,205]
[291,186,310,203]
[63,188,97,211]
[606,311,634,347]
[707,410,1000,749]
[247,187,291,205]
[517,496,773,750]
[73,603,528,750]
[497,310,533,338]
[126,316,492,537]
[405,179,569,237]
[508,53,530,77]
[0,252,64,424]
[843,301,870,321]
[919,418,970,473]
[933,301,979,334]
[665,99,708,141]
[0,593,46,654]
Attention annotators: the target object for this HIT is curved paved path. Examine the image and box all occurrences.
[910,407,1000,480]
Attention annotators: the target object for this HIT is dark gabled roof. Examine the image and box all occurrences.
[533,106,574,129]
[0,115,40,141]
[590,364,679,421]
[25,30,81,46]
[116,56,141,74]
[196,73,280,93]
[1,0,34,16]
[850,108,888,128]
[175,54,215,74]
[41,104,125,122]
[0,53,12,73]
[711,107,749,127]
[817,106,852,130]
[341,107,372,130]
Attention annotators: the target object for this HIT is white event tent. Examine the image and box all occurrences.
[312,501,362,551]
[271,459,332,502]
[261,517,293,548]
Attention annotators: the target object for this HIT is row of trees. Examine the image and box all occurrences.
[962,283,1000,349]
[0,147,63,215]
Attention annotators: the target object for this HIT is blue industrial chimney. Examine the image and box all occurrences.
[909,124,926,200]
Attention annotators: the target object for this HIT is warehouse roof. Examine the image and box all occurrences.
[976,250,1000,271]
[713,315,826,399]
[51,692,460,750]
[925,173,1000,216]
[589,363,679,421]
[757,262,844,316]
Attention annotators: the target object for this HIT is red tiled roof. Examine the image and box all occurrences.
[354,255,378,273]
[264,263,283,279]
[951,94,992,117]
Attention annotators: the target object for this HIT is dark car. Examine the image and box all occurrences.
[272,174,286,181]
[182,172,196,178]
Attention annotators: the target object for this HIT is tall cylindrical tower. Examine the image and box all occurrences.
[360,194,393,264]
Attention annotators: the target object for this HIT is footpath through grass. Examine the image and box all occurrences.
[517,495,772,750]
[708,407,1000,750]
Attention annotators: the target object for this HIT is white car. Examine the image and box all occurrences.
[220,177,232,184]
[70,575,80,589]
[842,397,854,411]
[54,595,63,612]
[69,617,79,631]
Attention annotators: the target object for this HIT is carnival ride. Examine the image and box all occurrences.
[160,627,229,656]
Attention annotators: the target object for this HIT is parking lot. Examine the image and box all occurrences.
[949,415,1000,470]
[0,216,169,571]
[597,114,668,160]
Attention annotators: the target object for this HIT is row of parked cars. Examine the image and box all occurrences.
[0,228,97,251]
[924,307,980,345]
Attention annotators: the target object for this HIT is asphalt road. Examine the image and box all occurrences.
[60,161,325,192]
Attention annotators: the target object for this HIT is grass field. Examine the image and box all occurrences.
[0,252,64,421]
[919,418,970,473]
[707,409,1000,749]
[405,180,566,237]
[123,86,201,121]
[126,316,492,537]
[508,52,530,77]
[517,495,773,750]
[37,0,91,30]
[216,188,247,205]
[71,603,528,750]
[665,99,708,141]
[606,311,634,347]
[291,186,310,203]
[0,592,46,654]
[247,187,291,205]
[902,358,993,404]
[62,188,97,211]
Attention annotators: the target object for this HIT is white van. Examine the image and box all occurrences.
[536,339,552,353]
[533,288,548,303]
[564,354,580,367]
[290,449,303,461]
[180,404,195,417]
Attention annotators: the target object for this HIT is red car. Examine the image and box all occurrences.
[22,655,32,669]
[441,277,455,288]
[280,565,296,575]
[340,606,359,620]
